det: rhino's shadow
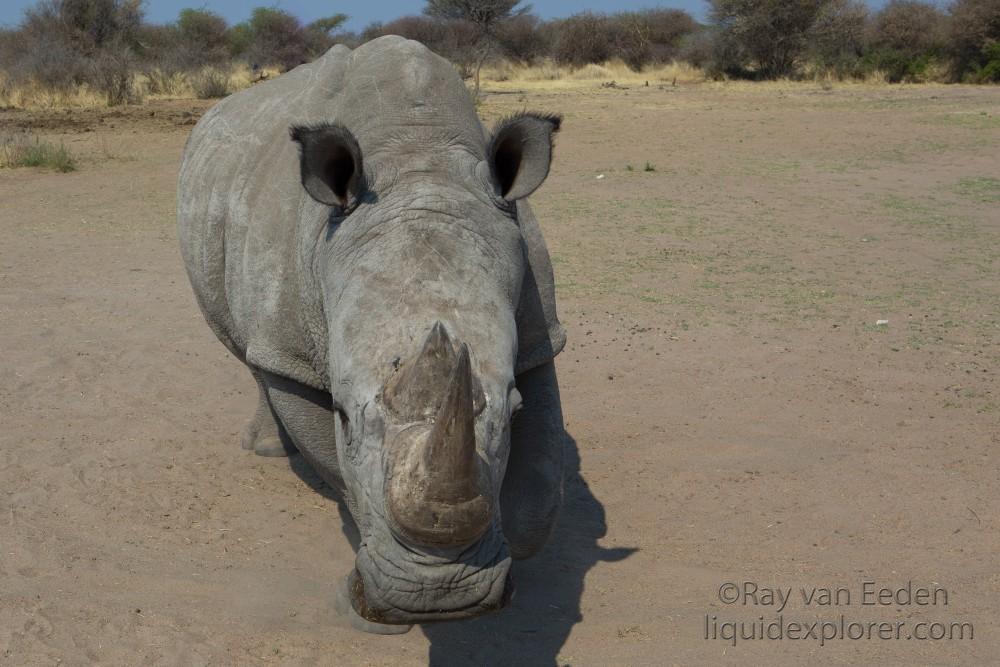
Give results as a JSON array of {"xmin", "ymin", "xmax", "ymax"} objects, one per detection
[
  {"xmin": 288, "ymin": 434, "xmax": 635, "ymax": 666},
  {"xmin": 420, "ymin": 433, "xmax": 635, "ymax": 666}
]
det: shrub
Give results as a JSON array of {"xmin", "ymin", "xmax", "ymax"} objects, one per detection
[
  {"xmin": 1, "ymin": 1, "xmax": 145, "ymax": 105},
  {"xmin": 632, "ymin": 9, "xmax": 699, "ymax": 63},
  {"xmin": 497, "ymin": 13, "xmax": 549, "ymax": 64},
  {"xmin": 173, "ymin": 8, "xmax": 230, "ymax": 68},
  {"xmin": 708, "ymin": 0, "xmax": 840, "ymax": 78},
  {"xmin": 858, "ymin": 1, "xmax": 948, "ymax": 81},
  {"xmin": 676, "ymin": 29, "xmax": 718, "ymax": 69},
  {"xmin": 869, "ymin": 1, "xmax": 947, "ymax": 54},
  {"xmin": 143, "ymin": 67, "xmax": 186, "ymax": 96},
  {"xmin": 550, "ymin": 13, "xmax": 614, "ymax": 67},
  {"xmin": 611, "ymin": 12, "xmax": 653, "ymax": 70},
  {"xmin": 975, "ymin": 41, "xmax": 1000, "ymax": 81},
  {"xmin": 229, "ymin": 8, "xmax": 342, "ymax": 71},
  {"xmin": 190, "ymin": 68, "xmax": 231, "ymax": 99},
  {"xmin": 367, "ymin": 16, "xmax": 480, "ymax": 74},
  {"xmin": 35, "ymin": 0, "xmax": 143, "ymax": 53},
  {"xmin": 948, "ymin": 0, "xmax": 1000, "ymax": 81},
  {"xmin": 93, "ymin": 41, "xmax": 143, "ymax": 105},
  {"xmin": 808, "ymin": 0, "xmax": 869, "ymax": 75},
  {"xmin": 862, "ymin": 48, "xmax": 933, "ymax": 81}
]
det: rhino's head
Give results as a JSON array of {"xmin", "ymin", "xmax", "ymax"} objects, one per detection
[{"xmin": 289, "ymin": 108, "xmax": 560, "ymax": 626}]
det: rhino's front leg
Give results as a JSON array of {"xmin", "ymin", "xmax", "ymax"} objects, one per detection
[
  {"xmin": 241, "ymin": 368, "xmax": 297, "ymax": 457},
  {"xmin": 501, "ymin": 361, "xmax": 566, "ymax": 560}
]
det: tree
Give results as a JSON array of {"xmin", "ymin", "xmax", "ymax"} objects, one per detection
[
  {"xmin": 869, "ymin": 0, "xmax": 947, "ymax": 53},
  {"xmin": 368, "ymin": 16, "xmax": 480, "ymax": 73},
  {"xmin": 947, "ymin": 0, "xmax": 1000, "ymax": 81},
  {"xmin": 229, "ymin": 8, "xmax": 348, "ymax": 70},
  {"xmin": 22, "ymin": 0, "xmax": 143, "ymax": 55},
  {"xmin": 496, "ymin": 13, "xmax": 549, "ymax": 64},
  {"xmin": 864, "ymin": 0, "xmax": 947, "ymax": 81},
  {"xmin": 808, "ymin": 0, "xmax": 868, "ymax": 75},
  {"xmin": 549, "ymin": 12, "xmax": 614, "ymax": 67},
  {"xmin": 424, "ymin": 0, "xmax": 526, "ymax": 97},
  {"xmin": 175, "ymin": 8, "xmax": 230, "ymax": 67},
  {"xmin": 309, "ymin": 15, "xmax": 349, "ymax": 36},
  {"xmin": 708, "ymin": 0, "xmax": 834, "ymax": 78}
]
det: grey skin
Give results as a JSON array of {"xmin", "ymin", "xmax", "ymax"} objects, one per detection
[{"xmin": 177, "ymin": 36, "xmax": 567, "ymax": 633}]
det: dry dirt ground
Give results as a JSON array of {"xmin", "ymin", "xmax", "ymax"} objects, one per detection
[{"xmin": 1, "ymin": 81, "xmax": 998, "ymax": 666}]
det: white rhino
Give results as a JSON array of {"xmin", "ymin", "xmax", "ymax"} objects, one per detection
[{"xmin": 177, "ymin": 36, "xmax": 567, "ymax": 633}]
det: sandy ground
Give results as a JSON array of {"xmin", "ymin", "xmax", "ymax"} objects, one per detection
[{"xmin": 1, "ymin": 81, "xmax": 998, "ymax": 666}]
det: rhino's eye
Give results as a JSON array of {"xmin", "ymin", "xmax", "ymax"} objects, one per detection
[
  {"xmin": 334, "ymin": 407, "xmax": 351, "ymax": 441},
  {"xmin": 335, "ymin": 407, "xmax": 361, "ymax": 464}
]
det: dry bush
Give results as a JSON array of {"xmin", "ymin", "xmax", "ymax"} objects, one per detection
[
  {"xmin": 93, "ymin": 42, "xmax": 144, "ymax": 105},
  {"xmin": 547, "ymin": 10, "xmax": 698, "ymax": 71},
  {"xmin": 808, "ymin": 0, "xmax": 869, "ymax": 76},
  {"xmin": 869, "ymin": 1, "xmax": 947, "ymax": 53},
  {"xmin": 676, "ymin": 30, "xmax": 717, "ymax": 68},
  {"xmin": 1, "ymin": 0, "xmax": 145, "ymax": 106},
  {"xmin": 612, "ymin": 9, "xmax": 699, "ymax": 69},
  {"xmin": 229, "ymin": 7, "xmax": 343, "ymax": 71},
  {"xmin": 366, "ymin": 16, "xmax": 480, "ymax": 76},
  {"xmin": 613, "ymin": 12, "xmax": 653, "ymax": 70},
  {"xmin": 189, "ymin": 67, "xmax": 232, "ymax": 99},
  {"xmin": 497, "ymin": 13, "xmax": 550, "ymax": 64},
  {"xmin": 142, "ymin": 67, "xmax": 186, "ymax": 96},
  {"xmin": 176, "ymin": 8, "xmax": 230, "ymax": 67},
  {"xmin": 550, "ymin": 13, "xmax": 615, "ymax": 67}
]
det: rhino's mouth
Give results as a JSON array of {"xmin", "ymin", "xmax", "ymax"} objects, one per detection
[{"xmin": 348, "ymin": 530, "xmax": 513, "ymax": 624}]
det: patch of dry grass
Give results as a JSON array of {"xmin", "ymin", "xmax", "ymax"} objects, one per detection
[
  {"xmin": 0, "ymin": 72, "xmax": 107, "ymax": 110},
  {"xmin": 0, "ymin": 64, "xmax": 281, "ymax": 110},
  {"xmin": 480, "ymin": 58, "xmax": 706, "ymax": 89}
]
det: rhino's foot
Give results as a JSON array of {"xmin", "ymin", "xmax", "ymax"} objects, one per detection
[
  {"xmin": 253, "ymin": 434, "xmax": 296, "ymax": 457},
  {"xmin": 240, "ymin": 407, "xmax": 296, "ymax": 457},
  {"xmin": 334, "ymin": 576, "xmax": 412, "ymax": 635}
]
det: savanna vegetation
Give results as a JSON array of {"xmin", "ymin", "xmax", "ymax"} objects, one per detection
[{"xmin": 0, "ymin": 0, "xmax": 998, "ymax": 109}]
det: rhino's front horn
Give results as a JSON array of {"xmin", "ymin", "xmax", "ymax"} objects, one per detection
[
  {"xmin": 385, "ymin": 343, "xmax": 493, "ymax": 548},
  {"xmin": 384, "ymin": 321, "xmax": 485, "ymax": 421},
  {"xmin": 383, "ymin": 321, "xmax": 456, "ymax": 421}
]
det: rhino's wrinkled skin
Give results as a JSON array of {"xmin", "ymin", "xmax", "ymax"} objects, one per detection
[{"xmin": 177, "ymin": 36, "xmax": 568, "ymax": 632}]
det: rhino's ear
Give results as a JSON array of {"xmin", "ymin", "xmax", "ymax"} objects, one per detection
[
  {"xmin": 489, "ymin": 112, "xmax": 561, "ymax": 201},
  {"xmin": 290, "ymin": 123, "xmax": 363, "ymax": 208}
]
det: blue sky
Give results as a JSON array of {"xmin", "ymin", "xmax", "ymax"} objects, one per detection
[{"xmin": 1, "ymin": 0, "xmax": 901, "ymax": 31}]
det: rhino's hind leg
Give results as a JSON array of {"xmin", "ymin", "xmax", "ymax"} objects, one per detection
[
  {"xmin": 501, "ymin": 362, "xmax": 566, "ymax": 560},
  {"xmin": 242, "ymin": 368, "xmax": 297, "ymax": 457}
]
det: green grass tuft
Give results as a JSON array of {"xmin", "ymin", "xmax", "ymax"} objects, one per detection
[{"xmin": 1, "ymin": 134, "xmax": 77, "ymax": 172}]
